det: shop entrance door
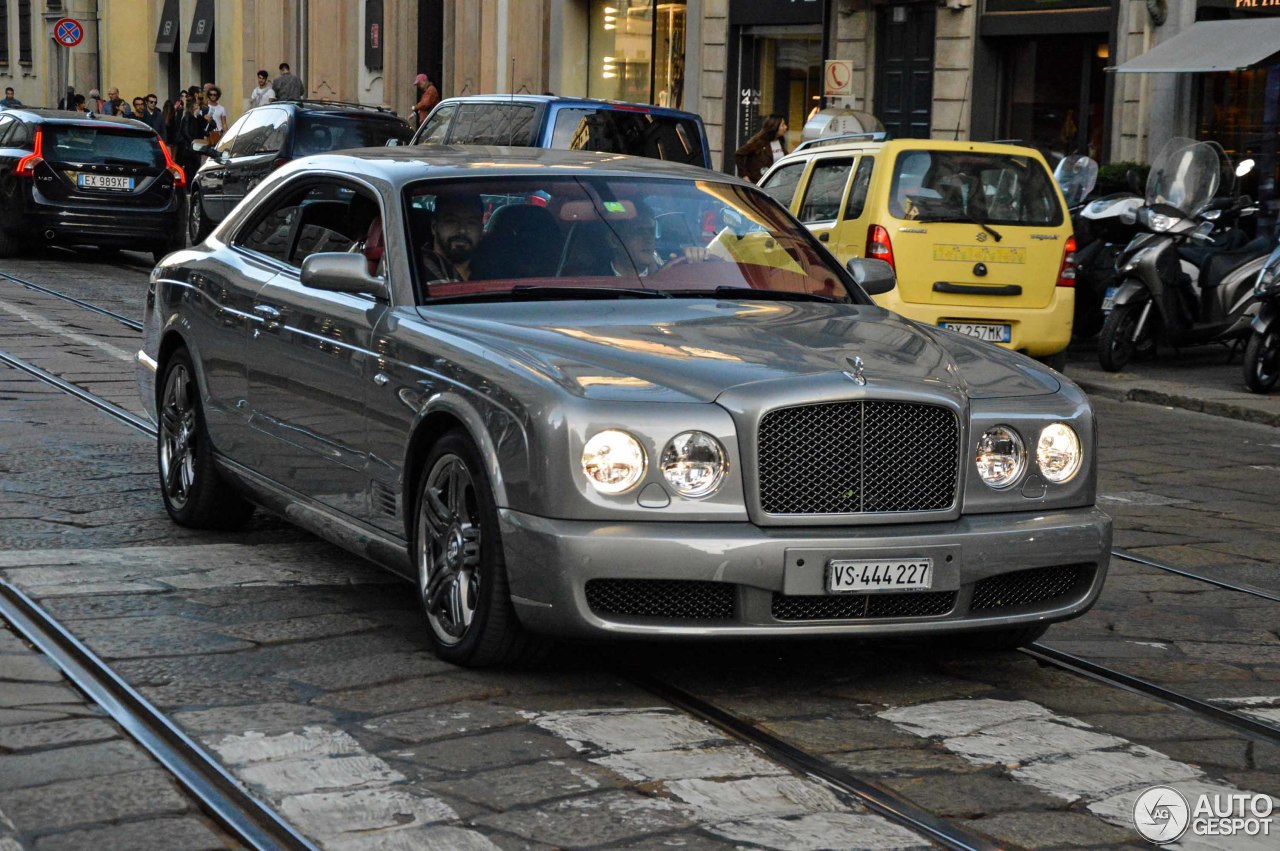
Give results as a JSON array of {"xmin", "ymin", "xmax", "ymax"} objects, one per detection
[
  {"xmin": 733, "ymin": 26, "xmax": 822, "ymax": 159},
  {"xmin": 875, "ymin": 5, "xmax": 934, "ymax": 139}
]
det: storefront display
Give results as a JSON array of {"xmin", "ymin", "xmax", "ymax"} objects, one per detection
[{"xmin": 588, "ymin": 1, "xmax": 688, "ymax": 109}]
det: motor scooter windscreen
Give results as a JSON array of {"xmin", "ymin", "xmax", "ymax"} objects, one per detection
[
  {"xmin": 1145, "ymin": 137, "xmax": 1220, "ymax": 217},
  {"xmin": 1053, "ymin": 155, "xmax": 1098, "ymax": 208}
]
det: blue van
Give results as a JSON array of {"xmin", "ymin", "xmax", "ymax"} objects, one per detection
[{"xmin": 410, "ymin": 95, "xmax": 711, "ymax": 169}]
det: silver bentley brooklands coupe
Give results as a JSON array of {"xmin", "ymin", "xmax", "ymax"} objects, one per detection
[{"xmin": 137, "ymin": 146, "xmax": 1111, "ymax": 666}]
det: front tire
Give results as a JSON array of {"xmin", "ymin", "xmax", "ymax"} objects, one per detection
[
  {"xmin": 1243, "ymin": 328, "xmax": 1280, "ymax": 394},
  {"xmin": 413, "ymin": 430, "xmax": 542, "ymax": 667},
  {"xmin": 157, "ymin": 349, "xmax": 254, "ymax": 529},
  {"xmin": 188, "ymin": 191, "xmax": 212, "ymax": 244},
  {"xmin": 1098, "ymin": 301, "xmax": 1152, "ymax": 372}
]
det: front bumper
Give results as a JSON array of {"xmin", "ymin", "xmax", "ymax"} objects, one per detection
[{"xmin": 500, "ymin": 506, "xmax": 1111, "ymax": 638}]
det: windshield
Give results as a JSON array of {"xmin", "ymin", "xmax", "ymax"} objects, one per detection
[
  {"xmin": 550, "ymin": 108, "xmax": 706, "ymax": 167},
  {"xmin": 888, "ymin": 149, "xmax": 1063, "ymax": 226},
  {"xmin": 294, "ymin": 115, "xmax": 412, "ymax": 156},
  {"xmin": 1145, "ymin": 137, "xmax": 1220, "ymax": 216},
  {"xmin": 1053, "ymin": 155, "xmax": 1098, "ymax": 207},
  {"xmin": 404, "ymin": 176, "xmax": 855, "ymax": 304},
  {"xmin": 43, "ymin": 126, "xmax": 163, "ymax": 167}
]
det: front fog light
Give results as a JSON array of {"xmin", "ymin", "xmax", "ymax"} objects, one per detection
[
  {"xmin": 661, "ymin": 431, "xmax": 727, "ymax": 498},
  {"xmin": 1037, "ymin": 423, "xmax": 1082, "ymax": 483},
  {"xmin": 976, "ymin": 426, "xmax": 1025, "ymax": 488},
  {"xmin": 582, "ymin": 430, "xmax": 646, "ymax": 494}
]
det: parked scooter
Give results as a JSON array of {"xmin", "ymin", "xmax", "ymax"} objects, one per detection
[
  {"xmin": 1070, "ymin": 173, "xmax": 1144, "ymax": 339},
  {"xmin": 1098, "ymin": 138, "xmax": 1273, "ymax": 372},
  {"xmin": 1242, "ymin": 244, "xmax": 1280, "ymax": 393}
]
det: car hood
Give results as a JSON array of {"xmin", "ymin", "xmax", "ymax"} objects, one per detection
[{"xmin": 414, "ymin": 300, "xmax": 1060, "ymax": 403}]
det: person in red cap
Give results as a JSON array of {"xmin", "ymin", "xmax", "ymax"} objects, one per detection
[{"xmin": 413, "ymin": 73, "xmax": 440, "ymax": 126}]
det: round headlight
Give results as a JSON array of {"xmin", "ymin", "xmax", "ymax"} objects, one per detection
[
  {"xmin": 975, "ymin": 426, "xmax": 1026, "ymax": 489},
  {"xmin": 582, "ymin": 430, "xmax": 646, "ymax": 494},
  {"xmin": 660, "ymin": 432, "xmax": 727, "ymax": 498},
  {"xmin": 1037, "ymin": 423, "xmax": 1082, "ymax": 483}
]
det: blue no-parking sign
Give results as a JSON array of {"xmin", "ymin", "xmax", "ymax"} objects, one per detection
[{"xmin": 54, "ymin": 18, "xmax": 84, "ymax": 48}]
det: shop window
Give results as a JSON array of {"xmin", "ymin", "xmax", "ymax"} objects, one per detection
[{"xmin": 589, "ymin": 1, "xmax": 686, "ymax": 109}]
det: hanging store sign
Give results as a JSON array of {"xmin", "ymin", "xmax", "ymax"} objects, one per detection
[{"xmin": 729, "ymin": 0, "xmax": 823, "ymax": 26}]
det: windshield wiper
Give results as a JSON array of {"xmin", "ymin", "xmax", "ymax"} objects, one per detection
[
  {"xmin": 424, "ymin": 286, "xmax": 670, "ymax": 305},
  {"xmin": 510, "ymin": 285, "xmax": 671, "ymax": 300},
  {"xmin": 669, "ymin": 287, "xmax": 836, "ymax": 303},
  {"xmin": 915, "ymin": 214, "xmax": 1003, "ymax": 243}
]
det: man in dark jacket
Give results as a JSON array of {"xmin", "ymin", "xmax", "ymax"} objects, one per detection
[{"xmin": 273, "ymin": 63, "xmax": 305, "ymax": 101}]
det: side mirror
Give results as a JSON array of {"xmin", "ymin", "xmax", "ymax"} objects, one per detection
[
  {"xmin": 191, "ymin": 141, "xmax": 211, "ymax": 155},
  {"xmin": 300, "ymin": 252, "xmax": 389, "ymax": 299},
  {"xmin": 846, "ymin": 257, "xmax": 896, "ymax": 296}
]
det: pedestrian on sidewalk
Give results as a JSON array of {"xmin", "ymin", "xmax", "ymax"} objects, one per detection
[
  {"xmin": 142, "ymin": 94, "xmax": 166, "ymax": 135},
  {"xmin": 250, "ymin": 70, "xmax": 276, "ymax": 109},
  {"xmin": 413, "ymin": 73, "xmax": 440, "ymax": 126},
  {"xmin": 273, "ymin": 63, "xmax": 305, "ymax": 102},
  {"xmin": 0, "ymin": 87, "xmax": 21, "ymax": 108},
  {"xmin": 204, "ymin": 87, "xmax": 228, "ymax": 145},
  {"xmin": 87, "ymin": 89, "xmax": 105, "ymax": 113},
  {"xmin": 104, "ymin": 87, "xmax": 131, "ymax": 117},
  {"xmin": 733, "ymin": 114, "xmax": 788, "ymax": 184}
]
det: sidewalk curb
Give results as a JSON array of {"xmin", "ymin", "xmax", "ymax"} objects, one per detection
[{"xmin": 1073, "ymin": 378, "xmax": 1280, "ymax": 429}]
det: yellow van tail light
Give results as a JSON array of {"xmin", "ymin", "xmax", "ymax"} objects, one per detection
[
  {"xmin": 867, "ymin": 224, "xmax": 895, "ymax": 272},
  {"xmin": 1056, "ymin": 236, "xmax": 1077, "ymax": 288}
]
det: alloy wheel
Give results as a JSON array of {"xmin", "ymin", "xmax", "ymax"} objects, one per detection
[
  {"xmin": 158, "ymin": 362, "xmax": 198, "ymax": 509},
  {"xmin": 417, "ymin": 453, "xmax": 483, "ymax": 646}
]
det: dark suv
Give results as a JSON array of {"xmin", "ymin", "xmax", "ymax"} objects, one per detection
[
  {"xmin": 0, "ymin": 108, "xmax": 186, "ymax": 263},
  {"xmin": 188, "ymin": 100, "xmax": 412, "ymax": 242}
]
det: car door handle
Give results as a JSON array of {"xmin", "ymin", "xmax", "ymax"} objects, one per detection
[
  {"xmin": 253, "ymin": 304, "xmax": 283, "ymax": 331},
  {"xmin": 373, "ymin": 372, "xmax": 390, "ymax": 386},
  {"xmin": 818, "ymin": 232, "xmax": 830, "ymax": 242}
]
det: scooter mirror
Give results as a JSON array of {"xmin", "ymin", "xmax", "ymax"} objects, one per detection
[{"xmin": 1236, "ymin": 158, "xmax": 1256, "ymax": 178}]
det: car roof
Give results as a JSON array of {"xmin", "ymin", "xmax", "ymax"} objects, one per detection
[
  {"xmin": 434, "ymin": 94, "xmax": 702, "ymax": 119},
  {"xmin": 280, "ymin": 144, "xmax": 748, "ymax": 184},
  {"xmin": 779, "ymin": 137, "xmax": 1049, "ymax": 161},
  {"xmin": 0, "ymin": 107, "xmax": 155, "ymax": 131}
]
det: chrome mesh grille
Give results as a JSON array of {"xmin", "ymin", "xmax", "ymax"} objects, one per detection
[
  {"xmin": 758, "ymin": 401, "xmax": 959, "ymax": 515},
  {"xmin": 771, "ymin": 591, "xmax": 957, "ymax": 621},
  {"xmin": 970, "ymin": 564, "xmax": 1092, "ymax": 612},
  {"xmin": 585, "ymin": 579, "xmax": 734, "ymax": 621}
]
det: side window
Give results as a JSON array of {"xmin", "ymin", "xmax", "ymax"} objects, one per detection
[
  {"xmin": 448, "ymin": 103, "xmax": 537, "ymax": 146},
  {"xmin": 759, "ymin": 161, "xmax": 807, "ymax": 208},
  {"xmin": 260, "ymin": 110, "xmax": 289, "ymax": 154},
  {"xmin": 417, "ymin": 104, "xmax": 456, "ymax": 145},
  {"xmin": 216, "ymin": 114, "xmax": 248, "ymax": 155},
  {"xmin": 0, "ymin": 117, "xmax": 13, "ymax": 146},
  {"xmin": 229, "ymin": 111, "xmax": 277, "ymax": 157},
  {"xmin": 235, "ymin": 180, "xmax": 381, "ymax": 272},
  {"xmin": 843, "ymin": 157, "xmax": 874, "ymax": 220},
  {"xmin": 798, "ymin": 158, "xmax": 853, "ymax": 224}
]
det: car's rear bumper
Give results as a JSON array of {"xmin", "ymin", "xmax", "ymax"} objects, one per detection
[
  {"xmin": 874, "ymin": 286, "xmax": 1074, "ymax": 358},
  {"xmin": 499, "ymin": 506, "xmax": 1111, "ymax": 639},
  {"xmin": 13, "ymin": 194, "xmax": 185, "ymax": 247}
]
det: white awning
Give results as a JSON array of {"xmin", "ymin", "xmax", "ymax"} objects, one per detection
[{"xmin": 1114, "ymin": 19, "xmax": 1280, "ymax": 73}]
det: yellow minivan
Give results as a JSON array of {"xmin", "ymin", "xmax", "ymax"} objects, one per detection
[{"xmin": 759, "ymin": 137, "xmax": 1076, "ymax": 367}]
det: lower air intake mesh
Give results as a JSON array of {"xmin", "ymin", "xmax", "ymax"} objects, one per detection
[
  {"xmin": 585, "ymin": 579, "xmax": 735, "ymax": 620},
  {"xmin": 970, "ymin": 564, "xmax": 1092, "ymax": 612},
  {"xmin": 772, "ymin": 590, "xmax": 957, "ymax": 621}
]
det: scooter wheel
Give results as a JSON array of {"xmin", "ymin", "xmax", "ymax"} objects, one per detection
[
  {"xmin": 1098, "ymin": 302, "xmax": 1146, "ymax": 372},
  {"xmin": 1243, "ymin": 329, "xmax": 1280, "ymax": 394}
]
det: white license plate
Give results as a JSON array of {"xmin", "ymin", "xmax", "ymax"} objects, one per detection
[
  {"xmin": 941, "ymin": 322, "xmax": 1012, "ymax": 343},
  {"xmin": 1101, "ymin": 286, "xmax": 1118, "ymax": 311},
  {"xmin": 78, "ymin": 173, "xmax": 134, "ymax": 191},
  {"xmin": 827, "ymin": 559, "xmax": 934, "ymax": 594}
]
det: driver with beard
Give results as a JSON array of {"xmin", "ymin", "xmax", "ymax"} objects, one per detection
[{"xmin": 420, "ymin": 192, "xmax": 486, "ymax": 284}]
